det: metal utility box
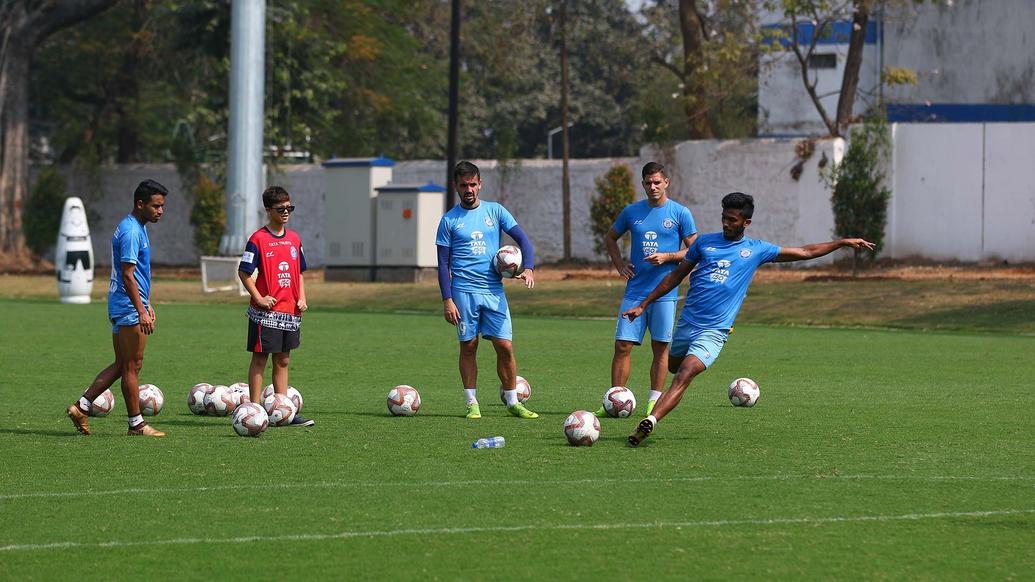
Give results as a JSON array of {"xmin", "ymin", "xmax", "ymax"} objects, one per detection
[
  {"xmin": 322, "ymin": 156, "xmax": 394, "ymax": 281},
  {"xmin": 374, "ymin": 182, "xmax": 447, "ymax": 282}
]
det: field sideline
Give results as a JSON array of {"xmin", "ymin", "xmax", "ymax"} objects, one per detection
[{"xmin": 1, "ymin": 295, "xmax": 1033, "ymax": 579}]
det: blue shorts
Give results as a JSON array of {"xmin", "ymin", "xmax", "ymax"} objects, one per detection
[
  {"xmin": 110, "ymin": 311, "xmax": 141, "ymax": 333},
  {"xmin": 669, "ymin": 312, "xmax": 729, "ymax": 369},
  {"xmin": 615, "ymin": 298, "xmax": 676, "ymax": 344},
  {"xmin": 452, "ymin": 290, "xmax": 512, "ymax": 342}
]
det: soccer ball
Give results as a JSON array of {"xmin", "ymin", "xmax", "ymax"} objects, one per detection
[
  {"xmin": 138, "ymin": 384, "xmax": 164, "ymax": 416},
  {"xmin": 494, "ymin": 245, "xmax": 524, "ymax": 278},
  {"xmin": 188, "ymin": 383, "xmax": 214, "ymax": 415},
  {"xmin": 602, "ymin": 386, "xmax": 636, "ymax": 418},
  {"xmin": 228, "ymin": 382, "xmax": 251, "ymax": 406},
  {"xmin": 728, "ymin": 377, "xmax": 760, "ymax": 407},
  {"xmin": 387, "ymin": 385, "xmax": 421, "ymax": 416},
  {"xmin": 262, "ymin": 384, "xmax": 302, "ymax": 411},
  {"xmin": 231, "ymin": 402, "xmax": 269, "ymax": 437},
  {"xmin": 498, "ymin": 376, "xmax": 531, "ymax": 404},
  {"xmin": 563, "ymin": 410, "xmax": 600, "ymax": 446},
  {"xmin": 89, "ymin": 389, "xmax": 115, "ymax": 417},
  {"xmin": 204, "ymin": 385, "xmax": 237, "ymax": 416},
  {"xmin": 263, "ymin": 393, "xmax": 297, "ymax": 426}
]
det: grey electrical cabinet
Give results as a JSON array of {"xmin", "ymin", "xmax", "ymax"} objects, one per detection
[{"xmin": 322, "ymin": 156, "xmax": 394, "ymax": 281}]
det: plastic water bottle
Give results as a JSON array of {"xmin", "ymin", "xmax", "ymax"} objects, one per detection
[{"xmin": 472, "ymin": 436, "xmax": 506, "ymax": 449}]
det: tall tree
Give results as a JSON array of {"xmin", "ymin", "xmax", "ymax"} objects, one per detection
[
  {"xmin": 640, "ymin": 0, "xmax": 761, "ymax": 141},
  {"xmin": 0, "ymin": 0, "xmax": 117, "ymax": 261},
  {"xmin": 776, "ymin": 0, "xmax": 873, "ymax": 137}
]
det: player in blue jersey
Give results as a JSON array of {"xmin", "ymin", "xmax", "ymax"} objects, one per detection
[
  {"xmin": 67, "ymin": 179, "xmax": 169, "ymax": 437},
  {"xmin": 624, "ymin": 192, "xmax": 874, "ymax": 445},
  {"xmin": 436, "ymin": 161, "xmax": 539, "ymax": 419},
  {"xmin": 595, "ymin": 162, "xmax": 696, "ymax": 418}
]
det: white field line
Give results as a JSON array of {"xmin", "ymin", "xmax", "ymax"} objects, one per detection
[
  {"xmin": 2, "ymin": 508, "xmax": 1033, "ymax": 553},
  {"xmin": 0, "ymin": 474, "xmax": 1032, "ymax": 501}
]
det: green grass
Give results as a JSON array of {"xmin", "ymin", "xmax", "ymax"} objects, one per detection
[{"xmin": 1, "ymin": 300, "xmax": 1034, "ymax": 580}]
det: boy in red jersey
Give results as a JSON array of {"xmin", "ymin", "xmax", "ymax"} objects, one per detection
[{"xmin": 237, "ymin": 186, "xmax": 313, "ymax": 427}]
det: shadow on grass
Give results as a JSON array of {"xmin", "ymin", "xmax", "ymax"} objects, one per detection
[
  {"xmin": 891, "ymin": 300, "xmax": 1035, "ymax": 333},
  {"xmin": 0, "ymin": 428, "xmax": 79, "ymax": 437}
]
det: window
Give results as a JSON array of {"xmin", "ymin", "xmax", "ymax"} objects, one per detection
[{"xmin": 809, "ymin": 53, "xmax": 837, "ymax": 69}]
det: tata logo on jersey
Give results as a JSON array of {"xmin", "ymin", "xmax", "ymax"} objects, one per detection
[
  {"xmin": 642, "ymin": 230, "xmax": 659, "ymax": 256},
  {"xmin": 278, "ymin": 261, "xmax": 290, "ymax": 272},
  {"xmin": 469, "ymin": 230, "xmax": 487, "ymax": 255}
]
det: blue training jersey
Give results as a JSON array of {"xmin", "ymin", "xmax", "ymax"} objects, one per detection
[
  {"xmin": 613, "ymin": 199, "xmax": 696, "ymax": 301},
  {"xmin": 107, "ymin": 214, "xmax": 152, "ymax": 319},
  {"xmin": 436, "ymin": 201, "xmax": 518, "ymax": 295},
  {"xmin": 681, "ymin": 232, "xmax": 781, "ymax": 330}
]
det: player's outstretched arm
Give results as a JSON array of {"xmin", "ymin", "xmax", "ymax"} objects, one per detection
[
  {"xmin": 622, "ymin": 258, "xmax": 695, "ymax": 321},
  {"xmin": 774, "ymin": 238, "xmax": 875, "ymax": 263}
]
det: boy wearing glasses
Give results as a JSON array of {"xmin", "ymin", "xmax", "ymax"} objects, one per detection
[{"xmin": 237, "ymin": 186, "xmax": 313, "ymax": 426}]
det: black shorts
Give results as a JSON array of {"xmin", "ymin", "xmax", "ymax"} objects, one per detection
[{"xmin": 247, "ymin": 320, "xmax": 300, "ymax": 353}]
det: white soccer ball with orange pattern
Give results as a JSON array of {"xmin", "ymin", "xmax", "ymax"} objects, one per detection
[
  {"xmin": 204, "ymin": 384, "xmax": 237, "ymax": 416},
  {"xmin": 602, "ymin": 386, "xmax": 636, "ymax": 418},
  {"xmin": 498, "ymin": 376, "xmax": 531, "ymax": 404},
  {"xmin": 188, "ymin": 383, "xmax": 214, "ymax": 415},
  {"xmin": 262, "ymin": 393, "xmax": 296, "ymax": 426},
  {"xmin": 387, "ymin": 385, "xmax": 421, "ymax": 416},
  {"xmin": 262, "ymin": 384, "xmax": 303, "ymax": 411},
  {"xmin": 90, "ymin": 389, "xmax": 115, "ymax": 417},
  {"xmin": 563, "ymin": 410, "xmax": 600, "ymax": 446},
  {"xmin": 494, "ymin": 245, "xmax": 524, "ymax": 278},
  {"xmin": 728, "ymin": 377, "xmax": 760, "ymax": 407},
  {"xmin": 231, "ymin": 402, "xmax": 269, "ymax": 437},
  {"xmin": 138, "ymin": 384, "xmax": 164, "ymax": 416},
  {"xmin": 228, "ymin": 382, "xmax": 250, "ymax": 406}
]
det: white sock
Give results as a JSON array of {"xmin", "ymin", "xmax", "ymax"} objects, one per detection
[
  {"xmin": 128, "ymin": 414, "xmax": 144, "ymax": 429},
  {"xmin": 464, "ymin": 388, "xmax": 477, "ymax": 405},
  {"xmin": 77, "ymin": 397, "xmax": 91, "ymax": 414},
  {"xmin": 503, "ymin": 389, "xmax": 518, "ymax": 406},
  {"xmin": 648, "ymin": 390, "xmax": 663, "ymax": 402},
  {"xmin": 647, "ymin": 415, "xmax": 658, "ymax": 426}
]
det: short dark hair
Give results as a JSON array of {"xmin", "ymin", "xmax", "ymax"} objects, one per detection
[
  {"xmin": 642, "ymin": 162, "xmax": 667, "ymax": 180},
  {"xmin": 134, "ymin": 179, "xmax": 168, "ymax": 203},
  {"xmin": 721, "ymin": 192, "xmax": 754, "ymax": 219},
  {"xmin": 262, "ymin": 186, "xmax": 291, "ymax": 208},
  {"xmin": 453, "ymin": 160, "xmax": 480, "ymax": 182}
]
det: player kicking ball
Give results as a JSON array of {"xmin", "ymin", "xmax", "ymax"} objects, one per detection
[
  {"xmin": 624, "ymin": 192, "xmax": 874, "ymax": 446},
  {"xmin": 436, "ymin": 161, "xmax": 539, "ymax": 419},
  {"xmin": 237, "ymin": 186, "xmax": 313, "ymax": 427}
]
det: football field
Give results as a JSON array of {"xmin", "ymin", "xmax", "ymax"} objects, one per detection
[{"xmin": 1, "ymin": 299, "xmax": 1033, "ymax": 579}]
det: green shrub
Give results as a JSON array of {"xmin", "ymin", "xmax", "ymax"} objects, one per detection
[
  {"xmin": 821, "ymin": 110, "xmax": 891, "ymax": 274},
  {"xmin": 24, "ymin": 168, "xmax": 68, "ymax": 257},
  {"xmin": 189, "ymin": 174, "xmax": 225, "ymax": 256},
  {"xmin": 590, "ymin": 164, "xmax": 636, "ymax": 257}
]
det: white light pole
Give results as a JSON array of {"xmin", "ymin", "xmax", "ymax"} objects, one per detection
[{"xmin": 219, "ymin": 0, "xmax": 266, "ymax": 255}]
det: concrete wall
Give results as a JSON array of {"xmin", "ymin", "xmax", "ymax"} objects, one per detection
[
  {"xmin": 883, "ymin": 0, "xmax": 1035, "ymax": 105},
  {"xmin": 887, "ymin": 122, "xmax": 1035, "ymax": 263},
  {"xmin": 642, "ymin": 138, "xmax": 843, "ymax": 264},
  {"xmin": 760, "ymin": 1, "xmax": 1035, "ymax": 133},
  {"xmin": 44, "ymin": 123, "xmax": 1035, "ymax": 268}
]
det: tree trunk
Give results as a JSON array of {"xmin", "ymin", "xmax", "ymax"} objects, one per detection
[
  {"xmin": 0, "ymin": 32, "xmax": 31, "ymax": 257},
  {"xmin": 836, "ymin": 0, "xmax": 871, "ymax": 135},
  {"xmin": 0, "ymin": 0, "xmax": 118, "ymax": 259},
  {"xmin": 560, "ymin": 0, "xmax": 571, "ymax": 260},
  {"xmin": 678, "ymin": 0, "xmax": 713, "ymax": 139}
]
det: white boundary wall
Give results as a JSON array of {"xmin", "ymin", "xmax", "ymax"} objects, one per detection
[
  {"xmin": 886, "ymin": 123, "xmax": 1035, "ymax": 263},
  {"xmin": 40, "ymin": 123, "xmax": 1035, "ymax": 267}
]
